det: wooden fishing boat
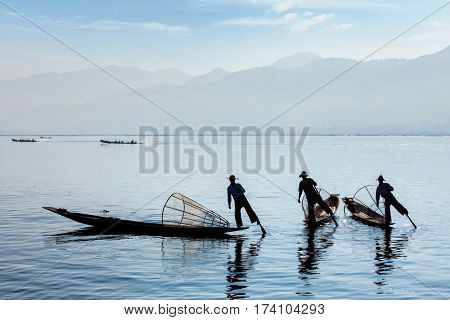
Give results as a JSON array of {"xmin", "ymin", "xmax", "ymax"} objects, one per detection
[
  {"xmin": 43, "ymin": 193, "xmax": 246, "ymax": 237},
  {"xmin": 100, "ymin": 139, "xmax": 140, "ymax": 145},
  {"xmin": 342, "ymin": 197, "xmax": 387, "ymax": 228},
  {"xmin": 342, "ymin": 185, "xmax": 391, "ymax": 228},
  {"xmin": 43, "ymin": 207, "xmax": 245, "ymax": 237},
  {"xmin": 12, "ymin": 138, "xmax": 37, "ymax": 142},
  {"xmin": 301, "ymin": 189, "xmax": 340, "ymax": 227}
]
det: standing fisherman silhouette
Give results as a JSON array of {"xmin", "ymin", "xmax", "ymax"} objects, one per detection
[
  {"xmin": 376, "ymin": 175, "xmax": 409, "ymax": 226},
  {"xmin": 298, "ymin": 171, "xmax": 336, "ymax": 226},
  {"xmin": 227, "ymin": 175, "xmax": 266, "ymax": 235}
]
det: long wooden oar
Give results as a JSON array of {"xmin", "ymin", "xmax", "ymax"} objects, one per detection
[
  {"xmin": 259, "ymin": 224, "xmax": 267, "ymax": 235},
  {"xmin": 405, "ymin": 214, "xmax": 417, "ymax": 229},
  {"xmin": 255, "ymin": 217, "xmax": 267, "ymax": 235},
  {"xmin": 329, "ymin": 210, "xmax": 339, "ymax": 227}
]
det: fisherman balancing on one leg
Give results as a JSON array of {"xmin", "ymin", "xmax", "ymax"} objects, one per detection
[
  {"xmin": 227, "ymin": 175, "xmax": 266, "ymax": 235},
  {"xmin": 376, "ymin": 175, "xmax": 409, "ymax": 226},
  {"xmin": 298, "ymin": 171, "xmax": 335, "ymax": 226}
]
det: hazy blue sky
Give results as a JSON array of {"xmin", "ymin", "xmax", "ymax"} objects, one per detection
[{"xmin": 1, "ymin": 0, "xmax": 449, "ymax": 79}]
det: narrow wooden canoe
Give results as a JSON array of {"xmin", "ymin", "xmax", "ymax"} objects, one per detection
[
  {"xmin": 342, "ymin": 197, "xmax": 388, "ymax": 228},
  {"xmin": 100, "ymin": 139, "xmax": 139, "ymax": 144},
  {"xmin": 43, "ymin": 207, "xmax": 246, "ymax": 237},
  {"xmin": 12, "ymin": 139, "xmax": 37, "ymax": 142}
]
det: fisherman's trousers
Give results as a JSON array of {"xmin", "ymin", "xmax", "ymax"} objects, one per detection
[
  {"xmin": 234, "ymin": 195, "xmax": 259, "ymax": 228},
  {"xmin": 383, "ymin": 193, "xmax": 408, "ymax": 225}
]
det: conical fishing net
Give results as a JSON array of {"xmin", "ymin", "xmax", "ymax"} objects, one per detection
[
  {"xmin": 301, "ymin": 188, "xmax": 340, "ymax": 220},
  {"xmin": 162, "ymin": 193, "xmax": 230, "ymax": 228},
  {"xmin": 353, "ymin": 185, "xmax": 385, "ymax": 214}
]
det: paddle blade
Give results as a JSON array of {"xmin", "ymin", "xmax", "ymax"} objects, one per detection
[
  {"xmin": 406, "ymin": 214, "xmax": 417, "ymax": 229},
  {"xmin": 260, "ymin": 225, "xmax": 267, "ymax": 235}
]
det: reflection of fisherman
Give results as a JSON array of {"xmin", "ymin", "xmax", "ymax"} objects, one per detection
[
  {"xmin": 298, "ymin": 171, "xmax": 334, "ymax": 225},
  {"xmin": 226, "ymin": 236, "xmax": 264, "ymax": 299},
  {"xmin": 376, "ymin": 175, "xmax": 408, "ymax": 226},
  {"xmin": 227, "ymin": 175, "xmax": 263, "ymax": 231}
]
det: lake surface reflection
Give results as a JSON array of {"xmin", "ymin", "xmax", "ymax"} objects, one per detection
[{"xmin": 1, "ymin": 136, "xmax": 449, "ymax": 299}]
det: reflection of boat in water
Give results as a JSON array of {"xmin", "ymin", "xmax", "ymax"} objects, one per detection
[
  {"xmin": 159, "ymin": 236, "xmax": 234, "ymax": 284},
  {"xmin": 47, "ymin": 227, "xmax": 130, "ymax": 244},
  {"xmin": 297, "ymin": 227, "xmax": 336, "ymax": 297},
  {"xmin": 43, "ymin": 193, "xmax": 247, "ymax": 238},
  {"xmin": 373, "ymin": 228, "xmax": 409, "ymax": 291},
  {"xmin": 226, "ymin": 236, "xmax": 264, "ymax": 299}
]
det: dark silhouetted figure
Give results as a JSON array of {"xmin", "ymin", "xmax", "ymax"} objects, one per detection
[
  {"xmin": 227, "ymin": 175, "xmax": 265, "ymax": 234},
  {"xmin": 298, "ymin": 171, "xmax": 334, "ymax": 225},
  {"xmin": 376, "ymin": 175, "xmax": 408, "ymax": 226}
]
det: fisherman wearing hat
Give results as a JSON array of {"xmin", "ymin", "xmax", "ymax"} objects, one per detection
[
  {"xmin": 376, "ymin": 175, "xmax": 408, "ymax": 226},
  {"xmin": 227, "ymin": 175, "xmax": 266, "ymax": 234},
  {"xmin": 298, "ymin": 171, "xmax": 334, "ymax": 225}
]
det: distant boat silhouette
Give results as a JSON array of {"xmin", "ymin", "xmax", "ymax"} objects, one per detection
[
  {"xmin": 100, "ymin": 139, "xmax": 140, "ymax": 144},
  {"xmin": 12, "ymin": 138, "xmax": 37, "ymax": 143}
]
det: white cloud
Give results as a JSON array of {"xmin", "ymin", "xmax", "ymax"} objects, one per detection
[
  {"xmin": 267, "ymin": 0, "xmax": 398, "ymax": 12},
  {"xmin": 303, "ymin": 11, "xmax": 314, "ymax": 16},
  {"xmin": 332, "ymin": 22, "xmax": 354, "ymax": 30},
  {"xmin": 79, "ymin": 20, "xmax": 189, "ymax": 33},
  {"xmin": 218, "ymin": 12, "xmax": 333, "ymax": 32},
  {"xmin": 1, "ymin": 10, "xmax": 19, "ymax": 16},
  {"xmin": 432, "ymin": 21, "xmax": 447, "ymax": 28},
  {"xmin": 272, "ymin": 0, "xmax": 304, "ymax": 13},
  {"xmin": 289, "ymin": 13, "xmax": 334, "ymax": 32},
  {"xmin": 410, "ymin": 21, "xmax": 450, "ymax": 42},
  {"xmin": 218, "ymin": 12, "xmax": 297, "ymax": 27},
  {"xmin": 410, "ymin": 30, "xmax": 449, "ymax": 42}
]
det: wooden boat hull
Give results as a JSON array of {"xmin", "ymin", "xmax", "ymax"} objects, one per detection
[
  {"xmin": 43, "ymin": 207, "xmax": 246, "ymax": 237},
  {"xmin": 100, "ymin": 140, "xmax": 139, "ymax": 145},
  {"xmin": 12, "ymin": 139, "xmax": 37, "ymax": 143},
  {"xmin": 304, "ymin": 195, "xmax": 340, "ymax": 227},
  {"xmin": 342, "ymin": 197, "xmax": 387, "ymax": 228}
]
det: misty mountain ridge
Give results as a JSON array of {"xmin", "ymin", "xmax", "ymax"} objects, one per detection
[
  {"xmin": 271, "ymin": 52, "xmax": 322, "ymax": 70},
  {"xmin": 1, "ymin": 47, "xmax": 449, "ymax": 135}
]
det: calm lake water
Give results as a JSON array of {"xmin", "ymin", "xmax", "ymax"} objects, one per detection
[{"xmin": 1, "ymin": 135, "xmax": 449, "ymax": 299}]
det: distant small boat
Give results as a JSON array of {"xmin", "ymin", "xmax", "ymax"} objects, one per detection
[
  {"xmin": 39, "ymin": 136, "xmax": 52, "ymax": 141},
  {"xmin": 12, "ymin": 138, "xmax": 37, "ymax": 143},
  {"xmin": 100, "ymin": 139, "xmax": 140, "ymax": 145}
]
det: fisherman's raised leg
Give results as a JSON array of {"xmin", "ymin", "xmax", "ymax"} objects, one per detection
[
  {"xmin": 317, "ymin": 199, "xmax": 334, "ymax": 216},
  {"xmin": 242, "ymin": 196, "xmax": 259, "ymax": 224},
  {"xmin": 391, "ymin": 198, "xmax": 408, "ymax": 215}
]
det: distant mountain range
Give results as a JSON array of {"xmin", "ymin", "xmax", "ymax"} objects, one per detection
[{"xmin": 1, "ymin": 46, "xmax": 449, "ymax": 135}]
